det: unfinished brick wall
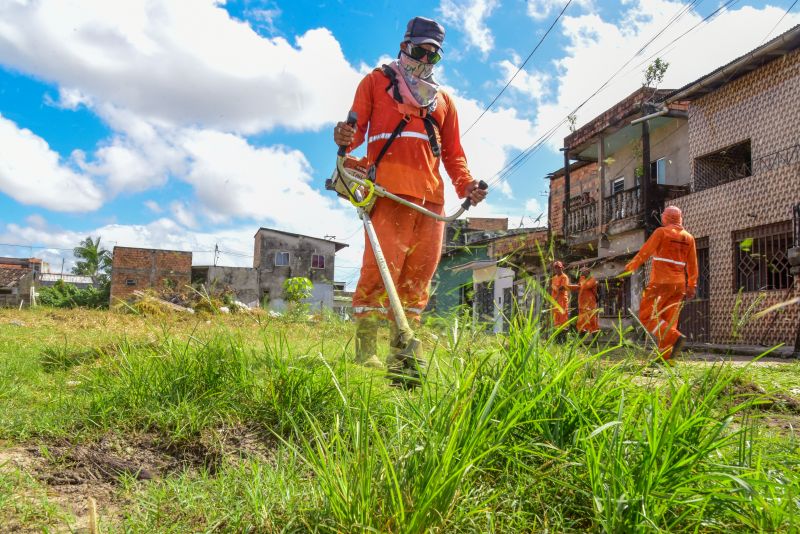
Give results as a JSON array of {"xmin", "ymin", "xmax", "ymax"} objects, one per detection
[
  {"xmin": 110, "ymin": 247, "xmax": 192, "ymax": 303},
  {"xmin": 671, "ymin": 48, "xmax": 800, "ymax": 346},
  {"xmin": 549, "ymin": 162, "xmax": 599, "ymax": 239}
]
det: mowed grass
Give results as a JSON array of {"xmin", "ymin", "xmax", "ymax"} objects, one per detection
[{"xmin": 0, "ymin": 306, "xmax": 799, "ymax": 532}]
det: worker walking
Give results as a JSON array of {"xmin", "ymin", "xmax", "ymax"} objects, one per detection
[
  {"xmin": 333, "ymin": 16, "xmax": 487, "ymax": 373},
  {"xmin": 624, "ymin": 206, "xmax": 698, "ymax": 363},
  {"xmin": 550, "ymin": 261, "xmax": 571, "ymax": 337},
  {"xmin": 572, "ymin": 267, "xmax": 600, "ymax": 334}
]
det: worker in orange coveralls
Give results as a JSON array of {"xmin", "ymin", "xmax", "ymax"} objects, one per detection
[
  {"xmin": 624, "ymin": 206, "xmax": 698, "ymax": 363},
  {"xmin": 571, "ymin": 267, "xmax": 600, "ymax": 334},
  {"xmin": 333, "ymin": 16, "xmax": 487, "ymax": 372},
  {"xmin": 550, "ymin": 261, "xmax": 571, "ymax": 337}
]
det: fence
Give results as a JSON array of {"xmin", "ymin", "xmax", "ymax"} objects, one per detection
[
  {"xmin": 566, "ymin": 202, "xmax": 598, "ymax": 235},
  {"xmin": 603, "ymin": 186, "xmax": 642, "ymax": 224}
]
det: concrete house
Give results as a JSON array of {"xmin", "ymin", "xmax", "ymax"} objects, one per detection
[
  {"xmin": 0, "ymin": 267, "xmax": 34, "ymax": 307},
  {"xmin": 665, "ymin": 25, "xmax": 800, "ymax": 349},
  {"xmin": 430, "ymin": 218, "xmax": 509, "ymax": 316},
  {"xmin": 252, "ymin": 228, "xmax": 348, "ymax": 311}
]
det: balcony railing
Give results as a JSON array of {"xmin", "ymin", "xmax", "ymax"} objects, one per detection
[
  {"xmin": 566, "ymin": 201, "xmax": 598, "ymax": 235},
  {"xmin": 603, "ymin": 186, "xmax": 642, "ymax": 224}
]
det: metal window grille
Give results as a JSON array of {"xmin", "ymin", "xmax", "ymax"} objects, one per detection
[
  {"xmin": 794, "ymin": 203, "xmax": 800, "ymax": 249},
  {"xmin": 474, "ymin": 281, "xmax": 494, "ymax": 324},
  {"xmin": 695, "ymin": 237, "xmax": 711, "ymax": 300},
  {"xmin": 693, "ymin": 139, "xmax": 751, "ymax": 192},
  {"xmin": 734, "ymin": 221, "xmax": 793, "ymax": 292},
  {"xmin": 598, "ymin": 277, "xmax": 630, "ymax": 317}
]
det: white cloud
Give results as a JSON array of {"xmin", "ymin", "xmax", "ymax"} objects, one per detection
[
  {"xmin": 440, "ymin": 0, "xmax": 499, "ymax": 55},
  {"xmin": 497, "ymin": 57, "xmax": 550, "ymax": 100},
  {"xmin": 527, "ymin": 0, "xmax": 594, "ymax": 20},
  {"xmin": 0, "ymin": 114, "xmax": 104, "ymax": 212},
  {"xmin": 531, "ymin": 0, "xmax": 800, "ymax": 151},
  {"xmin": 170, "ymin": 201, "xmax": 197, "ymax": 228},
  {"xmin": 144, "ymin": 200, "xmax": 162, "ymax": 213},
  {"xmin": 0, "ymin": 0, "xmax": 363, "ymax": 134}
]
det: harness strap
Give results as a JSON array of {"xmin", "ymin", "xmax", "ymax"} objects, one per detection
[
  {"xmin": 368, "ymin": 115, "xmax": 410, "ymax": 181},
  {"xmin": 368, "ymin": 65, "xmax": 442, "ymax": 180}
]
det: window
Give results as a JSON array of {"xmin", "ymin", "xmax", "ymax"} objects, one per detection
[
  {"xmin": 734, "ymin": 221, "xmax": 793, "ymax": 292},
  {"xmin": 611, "ymin": 177, "xmax": 625, "ymax": 194},
  {"xmin": 474, "ymin": 281, "xmax": 494, "ymax": 326},
  {"xmin": 694, "ymin": 139, "xmax": 751, "ymax": 192},
  {"xmin": 311, "ymin": 254, "xmax": 325, "ymax": 269},
  {"xmin": 650, "ymin": 158, "xmax": 666, "ymax": 185},
  {"xmin": 598, "ymin": 277, "xmax": 630, "ymax": 317},
  {"xmin": 275, "ymin": 252, "xmax": 290, "ymax": 266},
  {"xmin": 125, "ymin": 279, "xmax": 137, "ymax": 286}
]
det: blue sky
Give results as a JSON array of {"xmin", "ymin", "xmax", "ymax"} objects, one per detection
[{"xmin": 0, "ymin": 0, "xmax": 797, "ymax": 287}]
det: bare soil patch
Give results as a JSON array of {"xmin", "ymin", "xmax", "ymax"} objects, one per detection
[{"xmin": 0, "ymin": 425, "xmax": 276, "ymax": 532}]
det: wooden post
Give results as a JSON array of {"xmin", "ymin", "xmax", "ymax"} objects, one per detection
[
  {"xmin": 597, "ymin": 135, "xmax": 605, "ymax": 230},
  {"xmin": 563, "ymin": 148, "xmax": 571, "ymax": 239},
  {"xmin": 641, "ymin": 120, "xmax": 652, "ymax": 234}
]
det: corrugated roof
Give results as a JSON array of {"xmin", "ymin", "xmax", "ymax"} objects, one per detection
[
  {"xmin": 0, "ymin": 268, "xmax": 30, "ymax": 287},
  {"xmin": 39, "ymin": 273, "xmax": 94, "ymax": 284}
]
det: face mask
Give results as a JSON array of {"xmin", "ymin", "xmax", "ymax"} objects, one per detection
[{"xmin": 399, "ymin": 47, "xmax": 435, "ymax": 80}]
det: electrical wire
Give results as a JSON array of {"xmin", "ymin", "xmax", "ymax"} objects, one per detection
[
  {"xmin": 761, "ymin": 0, "xmax": 798, "ymax": 44},
  {"xmin": 483, "ymin": 0, "xmax": 724, "ymax": 192},
  {"xmin": 460, "ymin": 0, "xmax": 573, "ymax": 137}
]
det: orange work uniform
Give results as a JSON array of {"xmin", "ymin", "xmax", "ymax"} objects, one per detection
[
  {"xmin": 348, "ymin": 69, "xmax": 474, "ymax": 321},
  {"xmin": 625, "ymin": 215, "xmax": 698, "ymax": 359},
  {"xmin": 574, "ymin": 275, "xmax": 599, "ymax": 333},
  {"xmin": 551, "ymin": 273, "xmax": 571, "ymax": 327}
]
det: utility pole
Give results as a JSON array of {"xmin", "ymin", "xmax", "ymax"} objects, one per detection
[
  {"xmin": 214, "ymin": 244, "xmax": 219, "ymax": 266},
  {"xmin": 60, "ymin": 257, "xmax": 65, "ymax": 279}
]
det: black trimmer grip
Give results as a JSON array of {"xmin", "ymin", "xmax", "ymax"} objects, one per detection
[
  {"xmin": 337, "ymin": 111, "xmax": 358, "ymax": 157},
  {"xmin": 461, "ymin": 180, "xmax": 489, "ymax": 210}
]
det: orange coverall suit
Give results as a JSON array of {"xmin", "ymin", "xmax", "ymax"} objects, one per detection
[
  {"xmin": 573, "ymin": 276, "xmax": 599, "ymax": 333},
  {"xmin": 347, "ymin": 69, "xmax": 474, "ymax": 321},
  {"xmin": 625, "ymin": 219, "xmax": 698, "ymax": 359},
  {"xmin": 551, "ymin": 273, "xmax": 571, "ymax": 327}
]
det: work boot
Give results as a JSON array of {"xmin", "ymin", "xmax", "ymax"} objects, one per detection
[
  {"xmin": 355, "ymin": 317, "xmax": 383, "ymax": 369},
  {"xmin": 671, "ymin": 335, "xmax": 687, "ymax": 360},
  {"xmin": 387, "ymin": 323, "xmax": 426, "ymax": 389}
]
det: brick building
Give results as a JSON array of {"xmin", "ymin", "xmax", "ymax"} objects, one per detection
[
  {"xmin": 547, "ymin": 86, "xmax": 690, "ymax": 329},
  {"xmin": 665, "ymin": 25, "xmax": 800, "ymax": 347},
  {"xmin": 110, "ymin": 247, "xmax": 192, "ymax": 303}
]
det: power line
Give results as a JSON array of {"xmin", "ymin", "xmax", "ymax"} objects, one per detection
[
  {"xmin": 484, "ymin": 0, "xmax": 720, "ymax": 191},
  {"xmin": 461, "ymin": 0, "xmax": 573, "ymax": 137},
  {"xmin": 0, "ymin": 242, "xmax": 74, "ymax": 251},
  {"xmin": 761, "ymin": 0, "xmax": 798, "ymax": 44}
]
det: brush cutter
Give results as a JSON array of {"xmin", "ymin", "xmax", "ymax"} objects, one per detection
[{"xmin": 329, "ymin": 111, "xmax": 487, "ymax": 388}]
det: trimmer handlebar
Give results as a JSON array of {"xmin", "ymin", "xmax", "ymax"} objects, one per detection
[
  {"xmin": 336, "ymin": 156, "xmax": 482, "ymax": 223},
  {"xmin": 336, "ymin": 111, "xmax": 358, "ymax": 157}
]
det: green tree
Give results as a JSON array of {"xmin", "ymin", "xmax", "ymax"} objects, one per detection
[
  {"xmin": 283, "ymin": 277, "xmax": 313, "ymax": 319},
  {"xmin": 72, "ymin": 236, "xmax": 112, "ymax": 282}
]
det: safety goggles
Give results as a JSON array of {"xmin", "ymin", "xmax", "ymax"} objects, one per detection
[{"xmin": 406, "ymin": 44, "xmax": 442, "ymax": 64}]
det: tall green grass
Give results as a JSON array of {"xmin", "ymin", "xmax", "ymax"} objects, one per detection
[{"xmin": 1, "ymin": 308, "xmax": 798, "ymax": 531}]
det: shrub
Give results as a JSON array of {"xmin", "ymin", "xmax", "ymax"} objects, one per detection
[{"xmin": 38, "ymin": 279, "xmax": 109, "ymax": 309}]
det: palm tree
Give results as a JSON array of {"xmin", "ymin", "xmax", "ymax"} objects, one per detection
[{"xmin": 72, "ymin": 236, "xmax": 111, "ymax": 281}]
